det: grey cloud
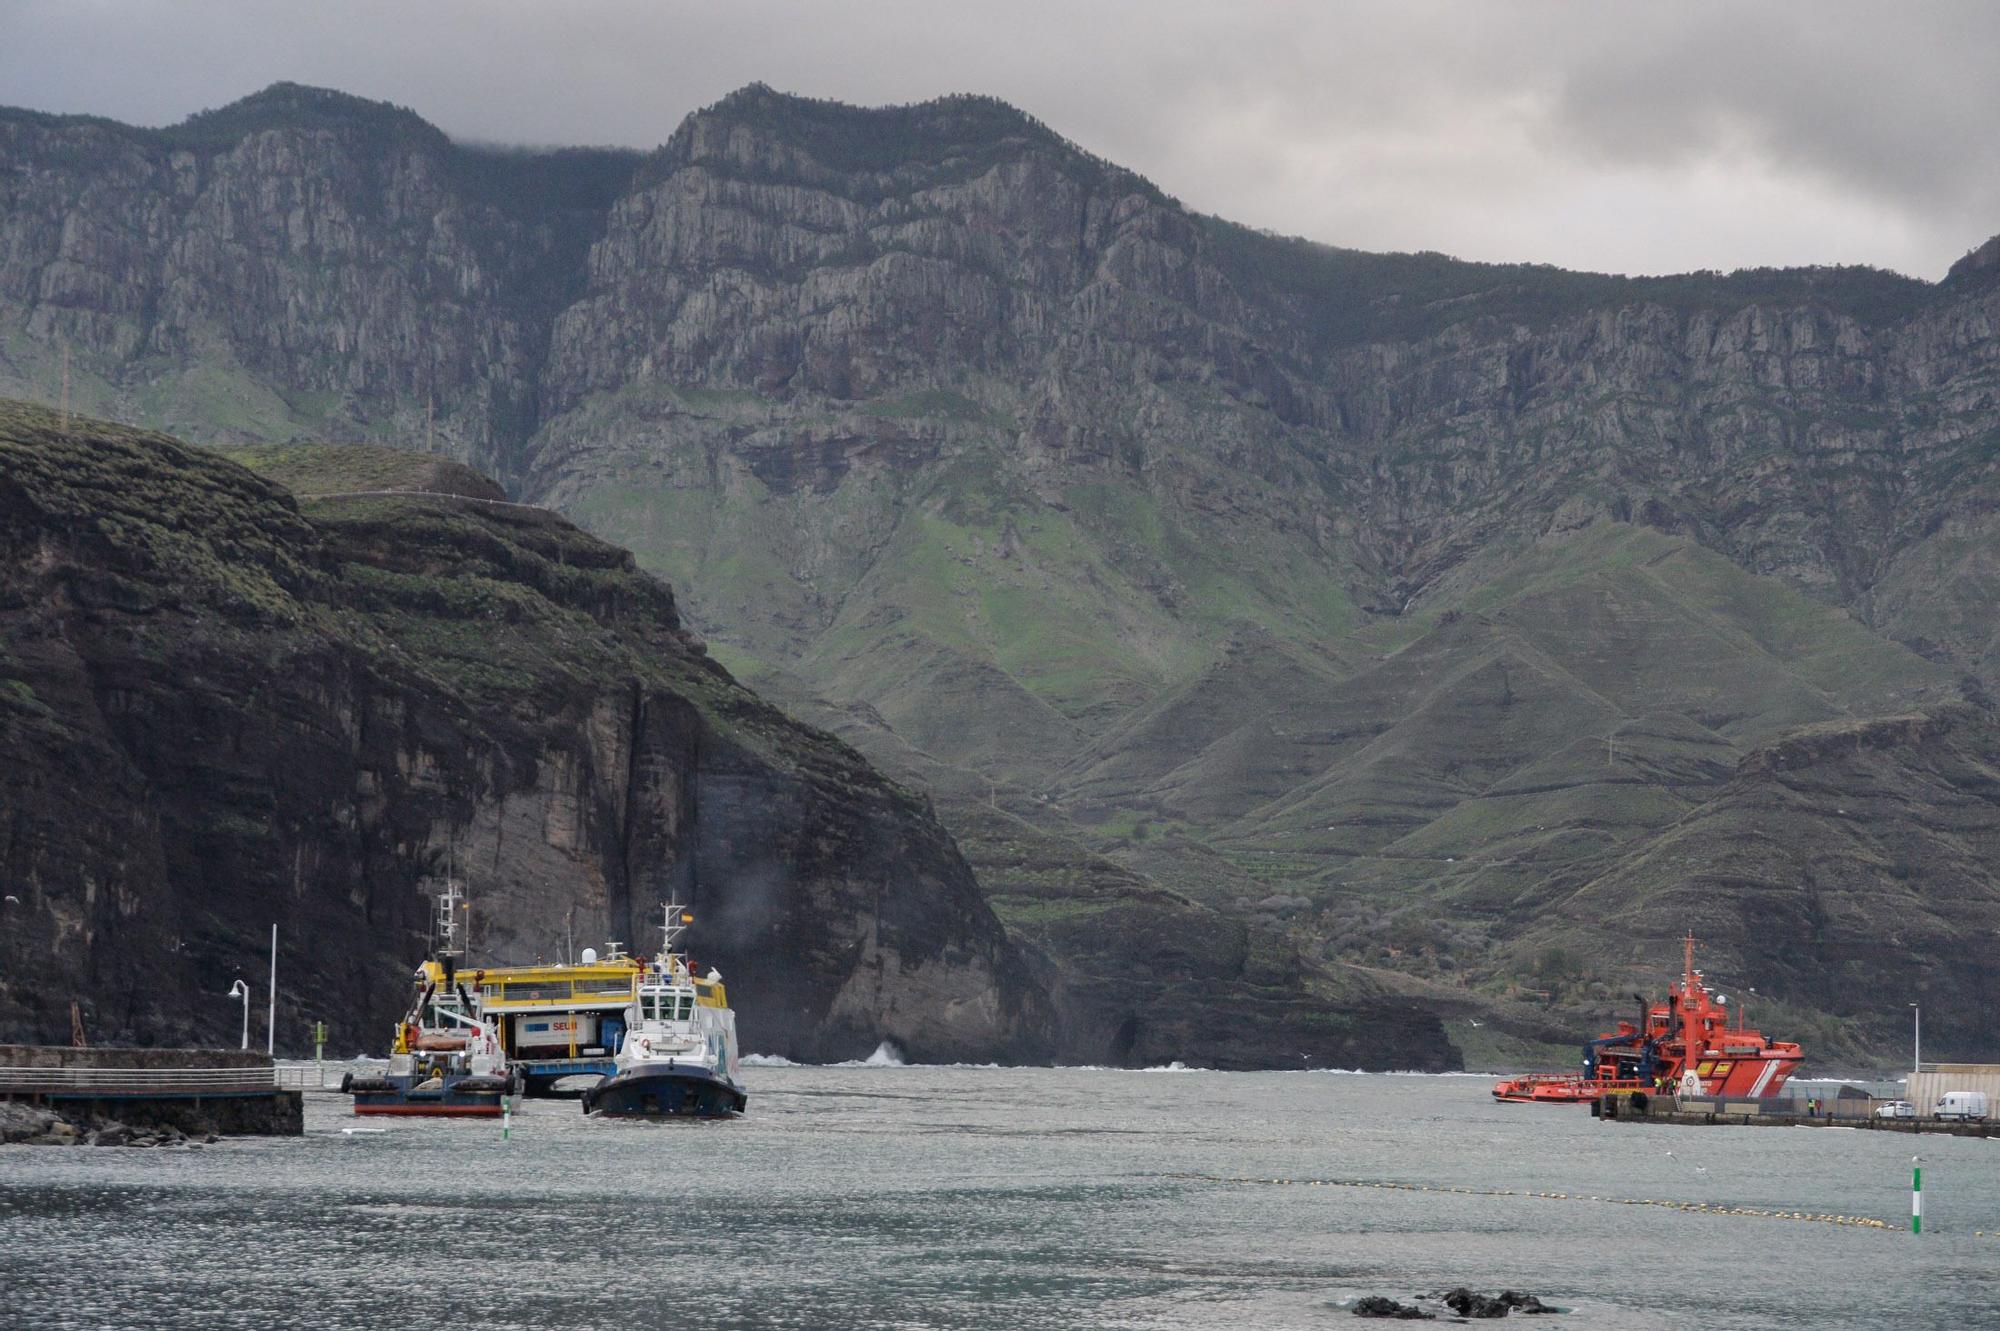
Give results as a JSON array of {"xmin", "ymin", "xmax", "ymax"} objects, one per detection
[{"xmin": 0, "ymin": 0, "xmax": 1993, "ymax": 278}]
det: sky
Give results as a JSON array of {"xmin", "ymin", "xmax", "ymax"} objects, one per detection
[{"xmin": 3, "ymin": 0, "xmax": 1996, "ymax": 280}]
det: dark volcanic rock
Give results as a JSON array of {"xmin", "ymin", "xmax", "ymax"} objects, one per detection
[
  {"xmin": 0, "ymin": 401, "xmax": 1051, "ymax": 1061},
  {"xmin": 1352, "ymin": 1295, "xmax": 1435, "ymax": 1319},
  {"xmin": 1439, "ymin": 1288, "xmax": 1559, "ymax": 1318}
]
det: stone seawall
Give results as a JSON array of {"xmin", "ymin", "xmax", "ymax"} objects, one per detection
[{"xmin": 0, "ymin": 1045, "xmax": 301, "ymax": 1139}]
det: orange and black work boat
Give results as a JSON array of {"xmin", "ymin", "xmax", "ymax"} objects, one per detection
[{"xmin": 1492, "ymin": 935, "xmax": 1802, "ymax": 1106}]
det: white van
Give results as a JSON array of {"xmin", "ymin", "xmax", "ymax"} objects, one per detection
[{"xmin": 1935, "ymin": 1091, "xmax": 1989, "ymax": 1122}]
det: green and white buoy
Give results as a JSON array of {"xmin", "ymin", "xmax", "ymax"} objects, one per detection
[{"xmin": 1912, "ymin": 1156, "xmax": 1922, "ymax": 1235}]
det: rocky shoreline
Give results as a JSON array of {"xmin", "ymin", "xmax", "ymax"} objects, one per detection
[{"xmin": 0, "ymin": 1101, "xmax": 220, "ymax": 1149}]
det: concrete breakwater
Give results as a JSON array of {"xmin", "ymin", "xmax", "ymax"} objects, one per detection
[
  {"xmin": 1598, "ymin": 1095, "xmax": 1997, "ymax": 1138},
  {"xmin": 0, "ymin": 1045, "xmax": 302, "ymax": 1141}
]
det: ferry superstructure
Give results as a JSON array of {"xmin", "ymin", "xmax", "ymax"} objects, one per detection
[{"xmin": 471, "ymin": 950, "xmax": 645, "ymax": 1095}]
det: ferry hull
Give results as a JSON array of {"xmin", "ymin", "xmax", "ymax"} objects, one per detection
[
  {"xmin": 582, "ymin": 1065, "xmax": 746, "ymax": 1119},
  {"xmin": 353, "ymin": 1099, "xmax": 504, "ymax": 1118},
  {"xmin": 343, "ymin": 1071, "xmax": 512, "ymax": 1118}
]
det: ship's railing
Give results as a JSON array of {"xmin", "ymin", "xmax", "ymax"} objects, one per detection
[{"xmin": 0, "ymin": 1066, "xmax": 281, "ymax": 1094}]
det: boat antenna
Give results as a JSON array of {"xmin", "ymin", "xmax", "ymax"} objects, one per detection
[
  {"xmin": 432, "ymin": 875, "xmax": 465, "ymax": 961},
  {"xmin": 659, "ymin": 902, "xmax": 692, "ymax": 958}
]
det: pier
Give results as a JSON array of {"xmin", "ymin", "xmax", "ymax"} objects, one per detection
[
  {"xmin": 0, "ymin": 1045, "xmax": 302, "ymax": 1136},
  {"xmin": 1597, "ymin": 1093, "xmax": 1996, "ymax": 1138}
]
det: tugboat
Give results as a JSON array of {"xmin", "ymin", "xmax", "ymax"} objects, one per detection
[
  {"xmin": 582, "ymin": 904, "xmax": 746, "ymax": 1119},
  {"xmin": 1492, "ymin": 934, "xmax": 1802, "ymax": 1105},
  {"xmin": 342, "ymin": 880, "xmax": 520, "ymax": 1117}
]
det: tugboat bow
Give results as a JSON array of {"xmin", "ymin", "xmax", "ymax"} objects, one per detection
[{"xmin": 581, "ymin": 903, "xmax": 747, "ymax": 1119}]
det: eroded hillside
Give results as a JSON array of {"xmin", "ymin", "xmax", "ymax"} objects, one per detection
[{"xmin": 5, "ymin": 83, "xmax": 1998, "ymax": 1062}]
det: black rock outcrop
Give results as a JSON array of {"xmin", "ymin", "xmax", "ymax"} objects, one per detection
[{"xmin": 0, "ymin": 401, "xmax": 1052, "ymax": 1061}]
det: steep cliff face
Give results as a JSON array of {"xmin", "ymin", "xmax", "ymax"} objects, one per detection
[
  {"xmin": 0, "ymin": 399, "xmax": 1051, "ymax": 1061},
  {"xmin": 6, "ymin": 82, "xmax": 1999, "ymax": 1061},
  {"xmin": 0, "ymin": 400, "xmax": 1453, "ymax": 1069},
  {"xmin": 0, "ymin": 85, "xmax": 632, "ymax": 480}
]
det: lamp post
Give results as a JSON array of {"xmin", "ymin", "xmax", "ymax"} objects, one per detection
[
  {"xmin": 267, "ymin": 924, "xmax": 277, "ymax": 1057},
  {"xmin": 1910, "ymin": 1002, "xmax": 1921, "ymax": 1114},
  {"xmin": 228, "ymin": 980, "xmax": 250, "ymax": 1051}
]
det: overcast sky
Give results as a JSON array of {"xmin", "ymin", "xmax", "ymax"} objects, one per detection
[{"xmin": 4, "ymin": 1, "xmax": 1995, "ymax": 280}]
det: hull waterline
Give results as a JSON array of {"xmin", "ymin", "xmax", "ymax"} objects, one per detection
[{"xmin": 583, "ymin": 1064, "xmax": 746, "ymax": 1118}]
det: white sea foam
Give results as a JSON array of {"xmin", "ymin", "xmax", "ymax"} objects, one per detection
[
  {"xmin": 740, "ymin": 1053, "xmax": 797, "ymax": 1067},
  {"xmin": 861, "ymin": 1040, "xmax": 906, "ymax": 1067}
]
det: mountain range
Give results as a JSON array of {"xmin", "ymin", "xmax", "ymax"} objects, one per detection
[{"xmin": 3, "ymin": 82, "xmax": 1998, "ymax": 1066}]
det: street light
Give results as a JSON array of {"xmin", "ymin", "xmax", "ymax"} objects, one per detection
[
  {"xmin": 228, "ymin": 980, "xmax": 250, "ymax": 1051},
  {"xmin": 1910, "ymin": 1002, "xmax": 1921, "ymax": 1112}
]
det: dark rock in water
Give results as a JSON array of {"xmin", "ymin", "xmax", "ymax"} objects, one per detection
[
  {"xmin": 1353, "ymin": 1296, "xmax": 1435, "ymax": 1320},
  {"xmin": 1442, "ymin": 1288, "xmax": 1507, "ymax": 1318},
  {"xmin": 1440, "ymin": 1288, "xmax": 1559, "ymax": 1318}
]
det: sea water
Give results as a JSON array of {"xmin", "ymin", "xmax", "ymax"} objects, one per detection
[{"xmin": 3, "ymin": 1064, "xmax": 1996, "ymax": 1329}]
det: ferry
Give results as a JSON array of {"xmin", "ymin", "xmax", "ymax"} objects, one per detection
[
  {"xmin": 343, "ymin": 883, "xmax": 520, "ymax": 1117},
  {"xmin": 581, "ymin": 904, "xmax": 746, "ymax": 1119},
  {"xmin": 1492, "ymin": 935, "xmax": 1802, "ymax": 1105}
]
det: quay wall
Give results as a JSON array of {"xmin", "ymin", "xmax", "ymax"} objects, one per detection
[
  {"xmin": 0, "ymin": 1045, "xmax": 300, "ymax": 1136},
  {"xmin": 1601, "ymin": 1096, "xmax": 1996, "ymax": 1138},
  {"xmin": 0, "ymin": 1045, "xmax": 272, "ymax": 1070}
]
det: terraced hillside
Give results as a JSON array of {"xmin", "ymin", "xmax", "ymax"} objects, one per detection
[{"xmin": 5, "ymin": 83, "xmax": 2000, "ymax": 1062}]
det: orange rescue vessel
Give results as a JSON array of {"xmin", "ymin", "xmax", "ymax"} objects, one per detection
[{"xmin": 1492, "ymin": 935, "xmax": 1801, "ymax": 1105}]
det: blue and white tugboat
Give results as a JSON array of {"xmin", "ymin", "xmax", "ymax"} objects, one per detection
[{"xmin": 582, "ymin": 904, "xmax": 746, "ymax": 1119}]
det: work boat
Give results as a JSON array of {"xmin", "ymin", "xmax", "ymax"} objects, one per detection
[
  {"xmin": 343, "ymin": 881, "xmax": 520, "ymax": 1117},
  {"xmin": 1492, "ymin": 934, "xmax": 1802, "ymax": 1105},
  {"xmin": 582, "ymin": 904, "xmax": 746, "ymax": 1119}
]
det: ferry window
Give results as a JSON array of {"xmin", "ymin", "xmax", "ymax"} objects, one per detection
[{"xmin": 677, "ymin": 995, "xmax": 694, "ymax": 1020}]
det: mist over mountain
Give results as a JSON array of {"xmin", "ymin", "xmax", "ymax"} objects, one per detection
[{"xmin": 4, "ymin": 82, "xmax": 1997, "ymax": 1066}]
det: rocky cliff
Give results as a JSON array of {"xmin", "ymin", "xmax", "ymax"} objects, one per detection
[
  {"xmin": 5, "ymin": 82, "xmax": 1998, "ymax": 1063},
  {"xmin": 0, "ymin": 399, "xmax": 1055, "ymax": 1060},
  {"xmin": 0, "ymin": 400, "xmax": 1454, "ymax": 1070}
]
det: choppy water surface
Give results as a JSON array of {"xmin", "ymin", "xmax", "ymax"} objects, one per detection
[{"xmin": 4, "ymin": 1065, "xmax": 1998, "ymax": 1329}]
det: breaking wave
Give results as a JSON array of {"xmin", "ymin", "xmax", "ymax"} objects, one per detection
[{"xmin": 860, "ymin": 1040, "xmax": 906, "ymax": 1067}]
